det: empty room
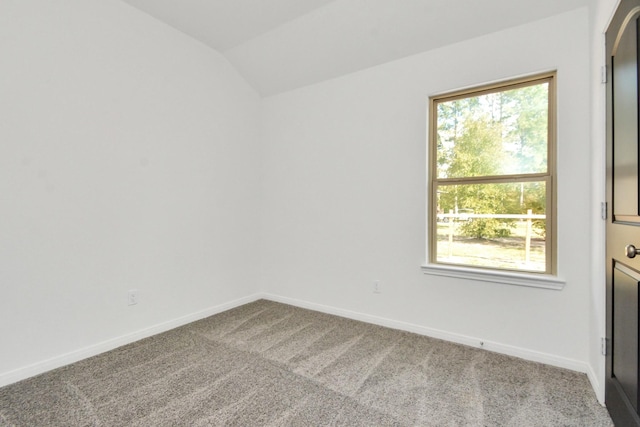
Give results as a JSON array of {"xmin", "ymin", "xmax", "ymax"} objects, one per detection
[{"xmin": 0, "ymin": 0, "xmax": 633, "ymax": 425}]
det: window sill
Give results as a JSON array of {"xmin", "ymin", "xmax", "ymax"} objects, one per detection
[{"xmin": 420, "ymin": 263, "xmax": 565, "ymax": 290}]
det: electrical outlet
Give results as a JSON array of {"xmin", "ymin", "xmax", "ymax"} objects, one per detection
[
  {"xmin": 128, "ymin": 289, "xmax": 139, "ymax": 306},
  {"xmin": 373, "ymin": 280, "xmax": 381, "ymax": 294}
]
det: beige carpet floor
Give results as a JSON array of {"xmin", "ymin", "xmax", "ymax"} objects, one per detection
[{"xmin": 0, "ymin": 299, "xmax": 613, "ymax": 426}]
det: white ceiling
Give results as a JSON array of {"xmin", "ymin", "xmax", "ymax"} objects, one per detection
[{"xmin": 122, "ymin": 0, "xmax": 591, "ymax": 96}]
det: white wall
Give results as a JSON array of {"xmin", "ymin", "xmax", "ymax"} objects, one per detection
[
  {"xmin": 260, "ymin": 7, "xmax": 594, "ymax": 382},
  {"xmin": 0, "ymin": 0, "xmax": 261, "ymax": 382}
]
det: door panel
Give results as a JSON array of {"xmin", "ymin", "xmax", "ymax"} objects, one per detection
[
  {"xmin": 613, "ymin": 18, "xmax": 639, "ymax": 218},
  {"xmin": 612, "ymin": 17, "xmax": 638, "ymax": 216},
  {"xmin": 613, "ymin": 264, "xmax": 640, "ymax": 412},
  {"xmin": 606, "ymin": 0, "xmax": 640, "ymax": 425}
]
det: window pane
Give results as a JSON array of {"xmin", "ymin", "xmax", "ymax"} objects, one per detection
[
  {"xmin": 435, "ymin": 182, "xmax": 546, "ymax": 272},
  {"xmin": 436, "ymin": 83, "xmax": 548, "ymax": 179}
]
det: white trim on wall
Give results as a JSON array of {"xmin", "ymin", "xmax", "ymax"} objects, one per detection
[
  {"xmin": 586, "ymin": 364, "xmax": 604, "ymax": 406},
  {"xmin": 0, "ymin": 294, "xmax": 263, "ymax": 388},
  {"xmin": 421, "ymin": 264, "xmax": 566, "ymax": 290},
  {"xmin": 262, "ymin": 293, "xmax": 596, "ymax": 386},
  {"xmin": 1, "ymin": 292, "xmax": 605, "ymax": 406}
]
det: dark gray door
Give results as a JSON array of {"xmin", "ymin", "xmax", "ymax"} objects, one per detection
[{"xmin": 606, "ymin": 0, "xmax": 640, "ymax": 424}]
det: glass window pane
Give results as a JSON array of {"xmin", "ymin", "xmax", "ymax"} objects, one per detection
[
  {"xmin": 435, "ymin": 182, "xmax": 546, "ymax": 272},
  {"xmin": 436, "ymin": 83, "xmax": 548, "ymax": 179}
]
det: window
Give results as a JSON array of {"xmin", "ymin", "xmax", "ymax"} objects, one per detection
[{"xmin": 428, "ymin": 72, "xmax": 556, "ymax": 276}]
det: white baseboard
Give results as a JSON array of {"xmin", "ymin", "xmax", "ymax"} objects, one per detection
[
  {"xmin": 1, "ymin": 291, "xmax": 605, "ymax": 405},
  {"xmin": 262, "ymin": 293, "xmax": 595, "ymax": 378},
  {"xmin": 0, "ymin": 293, "xmax": 262, "ymax": 388},
  {"xmin": 586, "ymin": 364, "xmax": 606, "ymax": 406}
]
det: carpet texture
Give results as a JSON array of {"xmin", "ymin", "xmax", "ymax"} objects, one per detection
[{"xmin": 0, "ymin": 300, "xmax": 613, "ymax": 426}]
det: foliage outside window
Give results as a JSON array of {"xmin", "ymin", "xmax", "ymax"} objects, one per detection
[{"xmin": 429, "ymin": 73, "xmax": 556, "ymax": 274}]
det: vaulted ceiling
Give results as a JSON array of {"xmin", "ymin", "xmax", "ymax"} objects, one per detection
[{"xmin": 121, "ymin": 0, "xmax": 591, "ymax": 96}]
